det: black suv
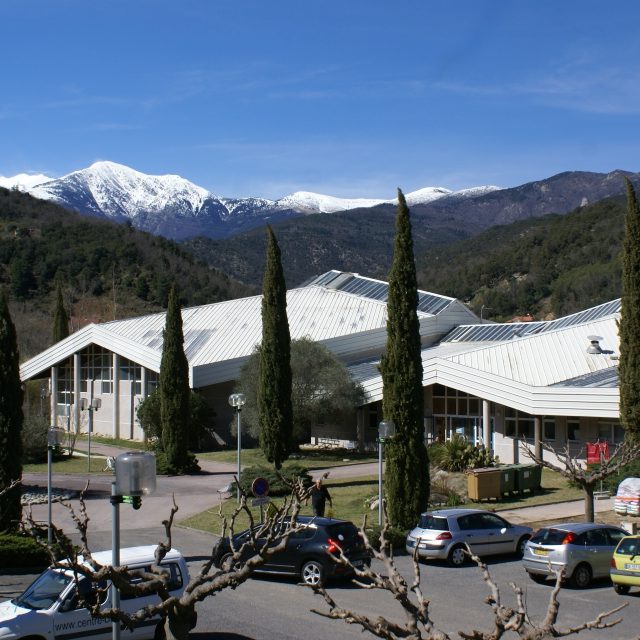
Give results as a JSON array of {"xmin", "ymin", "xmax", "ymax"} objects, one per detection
[{"xmin": 214, "ymin": 516, "xmax": 371, "ymax": 585}]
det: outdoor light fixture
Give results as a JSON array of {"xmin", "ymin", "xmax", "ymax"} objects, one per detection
[
  {"xmin": 46, "ymin": 427, "xmax": 65, "ymax": 545},
  {"xmin": 377, "ymin": 420, "xmax": 395, "ymax": 526},
  {"xmin": 229, "ymin": 393, "xmax": 246, "ymax": 502},
  {"xmin": 110, "ymin": 451, "xmax": 156, "ymax": 640}
]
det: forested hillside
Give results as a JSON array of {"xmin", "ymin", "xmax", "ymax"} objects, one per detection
[
  {"xmin": 0, "ymin": 188, "xmax": 253, "ymax": 360},
  {"xmin": 417, "ymin": 197, "xmax": 624, "ymax": 321}
]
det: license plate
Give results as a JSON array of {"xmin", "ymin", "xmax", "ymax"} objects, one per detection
[
  {"xmin": 533, "ymin": 548, "xmax": 549, "ymax": 556},
  {"xmin": 625, "ymin": 563, "xmax": 640, "ymax": 570}
]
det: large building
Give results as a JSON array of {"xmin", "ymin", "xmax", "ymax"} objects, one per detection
[{"xmin": 20, "ymin": 271, "xmax": 622, "ymax": 463}]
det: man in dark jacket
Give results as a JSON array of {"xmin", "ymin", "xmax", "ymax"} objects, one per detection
[{"xmin": 310, "ymin": 478, "xmax": 332, "ymax": 517}]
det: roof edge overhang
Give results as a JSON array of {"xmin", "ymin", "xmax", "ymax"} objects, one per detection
[
  {"xmin": 356, "ymin": 358, "xmax": 619, "ymax": 418},
  {"xmin": 20, "ymin": 325, "xmax": 163, "ymax": 381}
]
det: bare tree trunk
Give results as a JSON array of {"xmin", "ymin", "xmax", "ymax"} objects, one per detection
[{"xmin": 583, "ymin": 483, "xmax": 595, "ymax": 523}]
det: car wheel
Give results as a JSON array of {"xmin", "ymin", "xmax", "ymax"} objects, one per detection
[
  {"xmin": 570, "ymin": 563, "xmax": 592, "ymax": 589},
  {"xmin": 447, "ymin": 544, "xmax": 467, "ymax": 567},
  {"xmin": 516, "ymin": 535, "xmax": 530, "ymax": 558},
  {"xmin": 613, "ymin": 583, "xmax": 630, "ymax": 595},
  {"xmin": 301, "ymin": 560, "xmax": 325, "ymax": 586},
  {"xmin": 527, "ymin": 572, "xmax": 547, "ymax": 584}
]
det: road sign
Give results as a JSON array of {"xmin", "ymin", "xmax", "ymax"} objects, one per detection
[
  {"xmin": 252, "ymin": 477, "xmax": 270, "ymax": 497},
  {"xmin": 251, "ymin": 496, "xmax": 271, "ymax": 507}
]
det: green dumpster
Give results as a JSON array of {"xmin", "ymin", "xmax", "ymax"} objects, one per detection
[
  {"xmin": 499, "ymin": 465, "xmax": 517, "ymax": 496},
  {"xmin": 467, "ymin": 467, "xmax": 501, "ymax": 501},
  {"xmin": 511, "ymin": 464, "xmax": 542, "ymax": 493}
]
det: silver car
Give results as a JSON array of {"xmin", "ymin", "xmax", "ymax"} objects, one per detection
[
  {"xmin": 405, "ymin": 508, "xmax": 533, "ymax": 567},
  {"xmin": 522, "ymin": 522, "xmax": 628, "ymax": 588}
]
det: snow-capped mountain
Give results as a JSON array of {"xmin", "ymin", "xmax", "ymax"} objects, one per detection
[
  {"xmin": 0, "ymin": 172, "xmax": 51, "ymax": 191},
  {"xmin": 0, "ymin": 160, "xmax": 502, "ymax": 240}
]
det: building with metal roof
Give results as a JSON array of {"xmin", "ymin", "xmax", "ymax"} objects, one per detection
[
  {"xmin": 20, "ymin": 269, "xmax": 623, "ymax": 464},
  {"xmin": 20, "ymin": 271, "xmax": 477, "ymax": 442}
]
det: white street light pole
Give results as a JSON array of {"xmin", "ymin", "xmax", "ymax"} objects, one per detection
[
  {"xmin": 377, "ymin": 420, "xmax": 395, "ymax": 526},
  {"xmin": 110, "ymin": 451, "xmax": 156, "ymax": 640},
  {"xmin": 229, "ymin": 393, "xmax": 246, "ymax": 502},
  {"xmin": 82, "ymin": 397, "xmax": 101, "ymax": 472}
]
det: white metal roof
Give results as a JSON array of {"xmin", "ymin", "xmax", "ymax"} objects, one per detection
[{"xmin": 20, "ymin": 271, "xmax": 467, "ymax": 384}]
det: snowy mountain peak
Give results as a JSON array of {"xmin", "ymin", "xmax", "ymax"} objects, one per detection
[
  {"xmin": 276, "ymin": 191, "xmax": 387, "ymax": 213},
  {"xmin": 403, "ymin": 187, "xmax": 452, "ymax": 205},
  {"xmin": 31, "ymin": 160, "xmax": 212, "ymax": 220},
  {"xmin": 0, "ymin": 172, "xmax": 52, "ymax": 191}
]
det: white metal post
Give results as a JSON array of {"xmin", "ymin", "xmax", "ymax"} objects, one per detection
[
  {"xmin": 47, "ymin": 443, "xmax": 53, "ymax": 545},
  {"xmin": 111, "ymin": 480, "xmax": 121, "ymax": 640},
  {"xmin": 378, "ymin": 438, "xmax": 383, "ymax": 526},
  {"xmin": 236, "ymin": 408, "xmax": 241, "ymax": 503}
]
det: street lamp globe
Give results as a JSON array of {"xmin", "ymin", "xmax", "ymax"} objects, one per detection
[{"xmin": 228, "ymin": 393, "xmax": 246, "ymax": 408}]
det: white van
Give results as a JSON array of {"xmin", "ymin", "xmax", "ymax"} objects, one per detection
[{"xmin": 0, "ymin": 545, "xmax": 191, "ymax": 640}]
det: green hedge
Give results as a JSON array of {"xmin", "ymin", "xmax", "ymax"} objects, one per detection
[
  {"xmin": 363, "ymin": 524, "xmax": 408, "ymax": 550},
  {"xmin": 238, "ymin": 464, "xmax": 312, "ymax": 497},
  {"xmin": 0, "ymin": 533, "xmax": 50, "ymax": 568}
]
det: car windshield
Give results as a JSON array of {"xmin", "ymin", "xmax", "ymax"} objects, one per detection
[
  {"xmin": 417, "ymin": 515, "xmax": 449, "ymax": 531},
  {"xmin": 12, "ymin": 568, "xmax": 72, "ymax": 610},
  {"xmin": 529, "ymin": 528, "xmax": 570, "ymax": 545},
  {"xmin": 616, "ymin": 538, "xmax": 640, "ymax": 557}
]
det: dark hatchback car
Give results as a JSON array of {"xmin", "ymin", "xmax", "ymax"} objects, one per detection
[{"xmin": 214, "ymin": 516, "xmax": 371, "ymax": 585}]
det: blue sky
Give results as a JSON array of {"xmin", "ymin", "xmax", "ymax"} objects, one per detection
[{"xmin": 2, "ymin": 0, "xmax": 639, "ymax": 199}]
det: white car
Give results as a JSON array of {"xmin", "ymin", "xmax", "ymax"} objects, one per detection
[{"xmin": 0, "ymin": 545, "xmax": 191, "ymax": 640}]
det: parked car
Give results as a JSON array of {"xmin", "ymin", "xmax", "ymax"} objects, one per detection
[
  {"xmin": 522, "ymin": 523, "xmax": 628, "ymax": 588},
  {"xmin": 214, "ymin": 515, "xmax": 370, "ymax": 585},
  {"xmin": 0, "ymin": 545, "xmax": 192, "ymax": 640},
  {"xmin": 610, "ymin": 534, "xmax": 640, "ymax": 595},
  {"xmin": 405, "ymin": 508, "xmax": 533, "ymax": 567}
]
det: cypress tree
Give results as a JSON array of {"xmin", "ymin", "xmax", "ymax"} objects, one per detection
[
  {"xmin": 258, "ymin": 226, "xmax": 293, "ymax": 470},
  {"xmin": 0, "ymin": 289, "xmax": 23, "ymax": 531},
  {"xmin": 381, "ymin": 189, "xmax": 430, "ymax": 529},
  {"xmin": 160, "ymin": 284, "xmax": 191, "ymax": 473},
  {"xmin": 619, "ymin": 178, "xmax": 640, "ymax": 441},
  {"xmin": 53, "ymin": 284, "xmax": 70, "ymax": 343}
]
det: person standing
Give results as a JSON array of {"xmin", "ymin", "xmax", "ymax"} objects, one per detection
[{"xmin": 310, "ymin": 478, "xmax": 332, "ymax": 517}]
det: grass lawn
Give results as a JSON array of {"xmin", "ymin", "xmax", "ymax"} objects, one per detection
[
  {"xmin": 178, "ymin": 468, "xmax": 584, "ymax": 535},
  {"xmin": 198, "ymin": 447, "xmax": 377, "ymax": 470},
  {"xmin": 75, "ymin": 434, "xmax": 148, "ymax": 450},
  {"xmin": 23, "ymin": 454, "xmax": 111, "ymax": 475}
]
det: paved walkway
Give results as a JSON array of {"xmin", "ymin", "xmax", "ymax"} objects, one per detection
[{"xmin": 23, "ymin": 442, "xmax": 621, "ymax": 536}]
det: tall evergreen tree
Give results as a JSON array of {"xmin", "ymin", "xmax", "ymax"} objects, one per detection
[
  {"xmin": 619, "ymin": 178, "xmax": 640, "ymax": 441},
  {"xmin": 381, "ymin": 189, "xmax": 430, "ymax": 529},
  {"xmin": 159, "ymin": 284, "xmax": 192, "ymax": 473},
  {"xmin": 53, "ymin": 284, "xmax": 70, "ymax": 343},
  {"xmin": 258, "ymin": 226, "xmax": 293, "ymax": 469},
  {"xmin": 0, "ymin": 289, "xmax": 23, "ymax": 531}
]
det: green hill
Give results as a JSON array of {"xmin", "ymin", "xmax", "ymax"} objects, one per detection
[
  {"xmin": 0, "ymin": 187, "xmax": 254, "ymax": 360},
  {"xmin": 416, "ymin": 197, "xmax": 624, "ymax": 321}
]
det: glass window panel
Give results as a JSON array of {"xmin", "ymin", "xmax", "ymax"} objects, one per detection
[
  {"xmin": 447, "ymin": 398, "xmax": 456, "ymax": 414},
  {"xmin": 433, "ymin": 384, "xmax": 446, "ymax": 397},
  {"xmin": 433, "ymin": 397, "xmax": 446, "ymax": 414},
  {"xmin": 468, "ymin": 398, "xmax": 479, "ymax": 415},
  {"xmin": 543, "ymin": 418, "xmax": 556, "ymax": 441}
]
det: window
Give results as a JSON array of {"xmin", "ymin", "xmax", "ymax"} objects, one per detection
[
  {"xmin": 80, "ymin": 346, "xmax": 113, "ymax": 394},
  {"xmin": 120, "ymin": 564, "xmax": 183, "ymax": 600},
  {"xmin": 56, "ymin": 360, "xmax": 74, "ymax": 406},
  {"xmin": 597, "ymin": 421, "xmax": 625, "ymax": 445},
  {"xmin": 119, "ymin": 357, "xmax": 143, "ymax": 396},
  {"xmin": 432, "ymin": 385, "xmax": 481, "ymax": 417},
  {"xmin": 543, "ymin": 418, "xmax": 556, "ymax": 441},
  {"xmin": 504, "ymin": 408, "xmax": 535, "ymax": 439},
  {"xmin": 567, "ymin": 418, "xmax": 581, "ymax": 441}
]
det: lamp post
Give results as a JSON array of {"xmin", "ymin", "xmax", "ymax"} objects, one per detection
[
  {"xmin": 46, "ymin": 427, "xmax": 64, "ymax": 545},
  {"xmin": 109, "ymin": 451, "xmax": 156, "ymax": 640},
  {"xmin": 377, "ymin": 420, "xmax": 395, "ymax": 526},
  {"xmin": 82, "ymin": 397, "xmax": 102, "ymax": 472},
  {"xmin": 228, "ymin": 393, "xmax": 246, "ymax": 502}
]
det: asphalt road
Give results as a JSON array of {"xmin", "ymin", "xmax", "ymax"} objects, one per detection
[{"xmin": 2, "ymin": 525, "xmax": 639, "ymax": 640}]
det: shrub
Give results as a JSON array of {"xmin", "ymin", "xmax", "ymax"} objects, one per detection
[
  {"xmin": 0, "ymin": 533, "xmax": 50, "ymax": 568},
  {"xmin": 363, "ymin": 524, "xmax": 408, "ymax": 550},
  {"xmin": 429, "ymin": 436, "xmax": 498, "ymax": 472},
  {"xmin": 238, "ymin": 464, "xmax": 312, "ymax": 497}
]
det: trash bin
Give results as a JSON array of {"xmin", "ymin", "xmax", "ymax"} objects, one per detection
[
  {"xmin": 499, "ymin": 465, "xmax": 517, "ymax": 496},
  {"xmin": 467, "ymin": 467, "xmax": 501, "ymax": 501},
  {"xmin": 511, "ymin": 464, "xmax": 541, "ymax": 494}
]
